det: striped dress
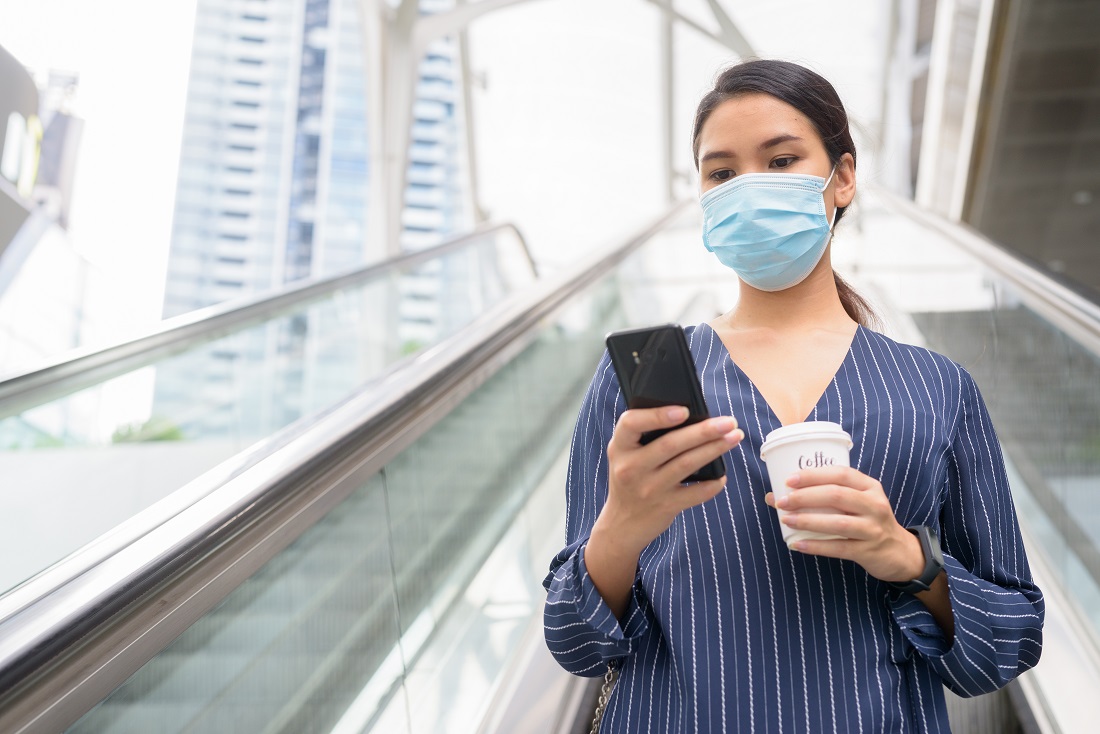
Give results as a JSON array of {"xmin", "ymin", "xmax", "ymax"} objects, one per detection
[{"xmin": 543, "ymin": 323, "xmax": 1044, "ymax": 733}]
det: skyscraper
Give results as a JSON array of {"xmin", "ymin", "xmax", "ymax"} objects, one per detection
[{"xmin": 156, "ymin": 0, "xmax": 469, "ymax": 439}]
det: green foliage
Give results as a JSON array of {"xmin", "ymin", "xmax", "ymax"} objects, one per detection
[
  {"xmin": 32, "ymin": 433, "xmax": 65, "ymax": 448},
  {"xmin": 111, "ymin": 415, "xmax": 185, "ymax": 443}
]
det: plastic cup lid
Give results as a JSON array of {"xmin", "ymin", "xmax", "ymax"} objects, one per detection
[{"xmin": 760, "ymin": 421, "xmax": 853, "ymax": 458}]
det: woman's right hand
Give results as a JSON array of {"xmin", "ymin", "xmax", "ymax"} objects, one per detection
[
  {"xmin": 602, "ymin": 406, "xmax": 742, "ymax": 551},
  {"xmin": 584, "ymin": 406, "xmax": 743, "ymax": 619}
]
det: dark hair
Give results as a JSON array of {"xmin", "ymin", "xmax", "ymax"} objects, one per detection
[{"xmin": 692, "ymin": 59, "xmax": 878, "ymax": 328}]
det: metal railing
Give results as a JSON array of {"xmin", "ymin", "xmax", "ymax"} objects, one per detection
[
  {"xmin": 0, "ymin": 203, "xmax": 690, "ymax": 733},
  {"xmin": 0, "ymin": 222, "xmax": 535, "ymax": 420},
  {"xmin": 875, "ymin": 190, "xmax": 1100, "ymax": 357}
]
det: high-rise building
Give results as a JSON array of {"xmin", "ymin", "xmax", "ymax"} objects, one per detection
[{"xmin": 155, "ymin": 0, "xmax": 470, "ymax": 439}]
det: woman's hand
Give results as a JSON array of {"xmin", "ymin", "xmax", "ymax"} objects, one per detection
[
  {"xmin": 763, "ymin": 466, "xmax": 925, "ymax": 584},
  {"xmin": 585, "ymin": 406, "xmax": 743, "ymax": 619},
  {"xmin": 601, "ymin": 406, "xmax": 743, "ymax": 553},
  {"xmin": 767, "ymin": 466, "xmax": 955, "ymax": 641}
]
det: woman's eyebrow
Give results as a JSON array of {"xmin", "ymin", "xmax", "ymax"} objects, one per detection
[
  {"xmin": 759, "ymin": 133, "xmax": 803, "ymax": 150},
  {"xmin": 701, "ymin": 134, "xmax": 805, "ymax": 163},
  {"xmin": 699, "ymin": 149, "xmax": 735, "ymax": 164}
]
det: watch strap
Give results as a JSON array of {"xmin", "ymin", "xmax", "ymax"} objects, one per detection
[{"xmin": 888, "ymin": 525, "xmax": 944, "ymax": 595}]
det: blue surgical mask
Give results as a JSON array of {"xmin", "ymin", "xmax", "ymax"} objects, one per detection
[{"xmin": 701, "ymin": 168, "xmax": 837, "ymax": 291}]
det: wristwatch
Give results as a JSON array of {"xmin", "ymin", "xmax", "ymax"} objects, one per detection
[{"xmin": 888, "ymin": 525, "xmax": 945, "ymax": 594}]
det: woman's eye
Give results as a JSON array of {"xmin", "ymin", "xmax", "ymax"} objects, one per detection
[
  {"xmin": 772, "ymin": 156, "xmax": 796, "ymax": 169},
  {"xmin": 711, "ymin": 169, "xmax": 734, "ymax": 182}
]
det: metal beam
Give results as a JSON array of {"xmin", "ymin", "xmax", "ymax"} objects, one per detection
[
  {"xmin": 659, "ymin": 0, "xmax": 675, "ymax": 203},
  {"xmin": 364, "ymin": 0, "xmax": 755, "ymax": 255},
  {"xmin": 641, "ymin": 0, "xmax": 755, "ymax": 57},
  {"xmin": 701, "ymin": 0, "xmax": 756, "ymax": 58},
  {"xmin": 413, "ymin": 0, "xmax": 540, "ymax": 58},
  {"xmin": 457, "ymin": 25, "xmax": 489, "ymax": 223}
]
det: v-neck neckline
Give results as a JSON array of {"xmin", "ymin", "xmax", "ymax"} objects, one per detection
[{"xmin": 697, "ymin": 321, "xmax": 862, "ymax": 429}]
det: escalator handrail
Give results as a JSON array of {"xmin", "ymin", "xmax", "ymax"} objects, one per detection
[
  {"xmin": 875, "ymin": 189, "xmax": 1100, "ymax": 357},
  {"xmin": 0, "ymin": 202, "xmax": 691, "ymax": 730},
  {"xmin": 0, "ymin": 222, "xmax": 536, "ymax": 420}
]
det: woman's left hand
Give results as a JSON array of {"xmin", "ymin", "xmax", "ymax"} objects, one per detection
[{"xmin": 764, "ymin": 466, "xmax": 925, "ymax": 584}]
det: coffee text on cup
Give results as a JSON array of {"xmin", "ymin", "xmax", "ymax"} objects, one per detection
[{"xmin": 798, "ymin": 452, "xmax": 837, "ymax": 469}]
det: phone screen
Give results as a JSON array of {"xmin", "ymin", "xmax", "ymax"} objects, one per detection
[{"xmin": 605, "ymin": 324, "xmax": 725, "ymax": 482}]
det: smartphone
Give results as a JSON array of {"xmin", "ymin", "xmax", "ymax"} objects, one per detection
[{"xmin": 605, "ymin": 324, "xmax": 726, "ymax": 482}]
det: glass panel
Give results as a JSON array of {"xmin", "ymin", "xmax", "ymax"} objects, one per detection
[
  {"xmin": 9, "ymin": 200, "xmax": 708, "ymax": 732},
  {"xmin": 66, "ymin": 226, "xmax": 682, "ymax": 733},
  {"xmin": 0, "ymin": 230, "xmax": 532, "ymax": 595},
  {"xmin": 69, "ymin": 474, "xmax": 403, "ymax": 733}
]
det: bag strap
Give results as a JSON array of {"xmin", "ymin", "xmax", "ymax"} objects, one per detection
[{"xmin": 589, "ymin": 661, "xmax": 620, "ymax": 734}]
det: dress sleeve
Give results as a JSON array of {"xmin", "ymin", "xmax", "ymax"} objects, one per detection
[
  {"xmin": 889, "ymin": 366, "xmax": 1045, "ymax": 696},
  {"xmin": 542, "ymin": 352, "xmax": 651, "ymax": 677}
]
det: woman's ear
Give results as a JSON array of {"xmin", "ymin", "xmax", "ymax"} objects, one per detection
[{"xmin": 833, "ymin": 152, "xmax": 856, "ymax": 209}]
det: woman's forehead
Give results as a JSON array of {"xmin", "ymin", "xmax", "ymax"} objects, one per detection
[{"xmin": 698, "ymin": 94, "xmax": 819, "ymax": 152}]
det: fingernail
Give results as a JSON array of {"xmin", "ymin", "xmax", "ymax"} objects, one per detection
[
  {"xmin": 776, "ymin": 495, "xmax": 789, "ymax": 509},
  {"xmin": 712, "ymin": 416, "xmax": 736, "ymax": 433},
  {"xmin": 786, "ymin": 473, "xmax": 801, "ymax": 487},
  {"xmin": 791, "ymin": 541, "xmax": 807, "ymax": 552},
  {"xmin": 667, "ymin": 406, "xmax": 688, "ymax": 420},
  {"xmin": 724, "ymin": 428, "xmax": 743, "ymax": 444}
]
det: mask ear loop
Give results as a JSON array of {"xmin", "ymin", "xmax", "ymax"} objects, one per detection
[{"xmin": 822, "ymin": 164, "xmax": 839, "ymax": 232}]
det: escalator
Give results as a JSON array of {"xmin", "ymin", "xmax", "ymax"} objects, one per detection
[
  {"xmin": 1, "ymin": 190, "xmax": 1099, "ymax": 733},
  {"xmin": 0, "ymin": 204, "xmax": 696, "ymax": 733}
]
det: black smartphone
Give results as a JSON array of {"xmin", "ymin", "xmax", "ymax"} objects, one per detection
[{"xmin": 605, "ymin": 324, "xmax": 726, "ymax": 482}]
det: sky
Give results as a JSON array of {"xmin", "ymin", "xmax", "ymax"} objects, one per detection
[{"xmin": 0, "ymin": 0, "xmax": 891, "ymax": 338}]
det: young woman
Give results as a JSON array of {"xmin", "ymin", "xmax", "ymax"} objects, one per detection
[{"xmin": 543, "ymin": 59, "xmax": 1044, "ymax": 733}]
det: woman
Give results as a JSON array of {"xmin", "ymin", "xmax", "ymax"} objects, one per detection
[{"xmin": 543, "ymin": 59, "xmax": 1044, "ymax": 732}]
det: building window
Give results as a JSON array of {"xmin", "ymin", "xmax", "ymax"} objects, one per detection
[
  {"xmin": 237, "ymin": 58, "xmax": 264, "ymax": 66},
  {"xmin": 232, "ymin": 100, "xmax": 261, "ymax": 109}
]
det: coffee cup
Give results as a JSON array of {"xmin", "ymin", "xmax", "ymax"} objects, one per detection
[{"xmin": 759, "ymin": 421, "xmax": 853, "ymax": 547}]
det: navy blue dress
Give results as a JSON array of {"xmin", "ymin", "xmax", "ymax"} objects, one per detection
[{"xmin": 543, "ymin": 323, "xmax": 1044, "ymax": 733}]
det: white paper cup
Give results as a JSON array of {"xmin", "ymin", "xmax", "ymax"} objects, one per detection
[{"xmin": 760, "ymin": 421, "xmax": 854, "ymax": 547}]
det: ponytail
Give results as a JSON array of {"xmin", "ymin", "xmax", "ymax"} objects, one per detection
[{"xmin": 834, "ymin": 271, "xmax": 879, "ymax": 330}]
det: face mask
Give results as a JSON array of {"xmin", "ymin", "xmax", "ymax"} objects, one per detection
[{"xmin": 700, "ymin": 167, "xmax": 837, "ymax": 292}]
